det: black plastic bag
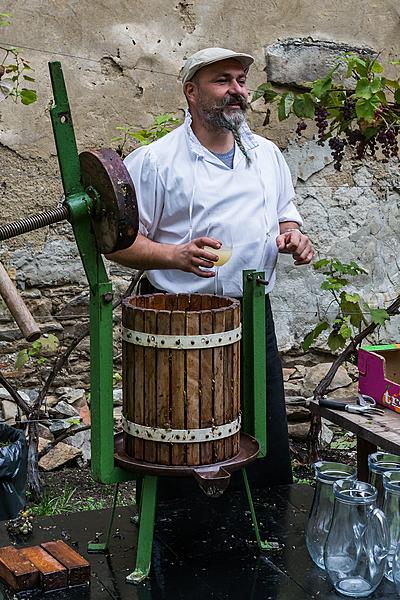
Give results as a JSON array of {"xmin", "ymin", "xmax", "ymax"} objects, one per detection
[{"xmin": 0, "ymin": 424, "xmax": 27, "ymax": 520}]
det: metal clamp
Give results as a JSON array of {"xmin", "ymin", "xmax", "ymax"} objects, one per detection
[
  {"xmin": 122, "ymin": 325, "xmax": 241, "ymax": 349},
  {"xmin": 121, "ymin": 414, "xmax": 241, "ymax": 443}
]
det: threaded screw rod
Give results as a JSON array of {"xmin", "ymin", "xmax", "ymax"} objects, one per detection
[{"xmin": 0, "ymin": 206, "xmax": 70, "ymax": 241}]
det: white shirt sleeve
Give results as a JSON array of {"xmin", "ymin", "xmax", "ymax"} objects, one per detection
[
  {"xmin": 124, "ymin": 146, "xmax": 165, "ymax": 239},
  {"xmin": 272, "ymin": 145, "xmax": 303, "ymax": 227}
]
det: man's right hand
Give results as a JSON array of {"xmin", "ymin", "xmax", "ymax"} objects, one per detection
[{"xmin": 172, "ymin": 237, "xmax": 221, "ymax": 278}]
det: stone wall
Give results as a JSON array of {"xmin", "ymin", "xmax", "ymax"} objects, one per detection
[{"xmin": 0, "ymin": 1, "xmax": 399, "ymax": 387}]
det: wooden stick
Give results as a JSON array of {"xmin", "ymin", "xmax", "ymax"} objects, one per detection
[{"xmin": 0, "ymin": 261, "xmax": 41, "ymax": 341}]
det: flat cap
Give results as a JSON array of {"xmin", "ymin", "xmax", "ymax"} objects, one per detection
[{"xmin": 180, "ymin": 47, "xmax": 254, "ymax": 84}]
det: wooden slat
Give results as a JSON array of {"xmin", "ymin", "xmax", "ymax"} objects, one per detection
[
  {"xmin": 0, "ymin": 546, "xmax": 40, "ymax": 591},
  {"xmin": 41, "ymin": 540, "xmax": 90, "ymax": 587},
  {"xmin": 122, "ymin": 301, "xmax": 133, "ymax": 456},
  {"xmin": 156, "ymin": 310, "xmax": 171, "ymax": 465},
  {"xmin": 232, "ymin": 304, "xmax": 241, "ymax": 455},
  {"xmin": 133, "ymin": 308, "xmax": 145, "ymax": 459},
  {"xmin": 224, "ymin": 306, "xmax": 234, "ymax": 458},
  {"xmin": 186, "ymin": 304, "xmax": 201, "ymax": 465},
  {"xmin": 21, "ymin": 546, "xmax": 67, "ymax": 592},
  {"xmin": 144, "ymin": 307, "xmax": 157, "ymax": 462},
  {"xmin": 200, "ymin": 301, "xmax": 213, "ymax": 465},
  {"xmin": 213, "ymin": 309, "xmax": 226, "ymax": 462},
  {"xmin": 170, "ymin": 309, "xmax": 186, "ymax": 465}
]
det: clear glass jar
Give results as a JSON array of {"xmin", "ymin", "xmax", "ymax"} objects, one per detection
[
  {"xmin": 392, "ymin": 540, "xmax": 400, "ymax": 594},
  {"xmin": 324, "ymin": 479, "xmax": 389, "ymax": 598},
  {"xmin": 383, "ymin": 470, "xmax": 400, "ymax": 582},
  {"xmin": 305, "ymin": 461, "xmax": 356, "ymax": 569},
  {"xmin": 368, "ymin": 452, "xmax": 400, "ymax": 508}
]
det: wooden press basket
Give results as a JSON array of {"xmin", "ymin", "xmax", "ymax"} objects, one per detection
[{"xmin": 121, "ymin": 293, "xmax": 241, "ymax": 467}]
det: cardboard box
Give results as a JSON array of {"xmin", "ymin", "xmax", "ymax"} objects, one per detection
[{"xmin": 358, "ymin": 344, "xmax": 400, "ymax": 413}]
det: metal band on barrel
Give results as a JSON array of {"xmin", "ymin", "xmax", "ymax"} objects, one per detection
[
  {"xmin": 122, "ymin": 325, "xmax": 241, "ymax": 349},
  {"xmin": 121, "ymin": 414, "xmax": 241, "ymax": 443}
]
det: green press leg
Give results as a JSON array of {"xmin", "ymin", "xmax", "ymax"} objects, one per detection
[
  {"xmin": 126, "ymin": 475, "xmax": 158, "ymax": 584},
  {"xmin": 88, "ymin": 484, "xmax": 120, "ymax": 553},
  {"xmin": 242, "ymin": 469, "xmax": 272, "ymax": 551}
]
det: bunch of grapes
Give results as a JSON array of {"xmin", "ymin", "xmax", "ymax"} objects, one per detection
[
  {"xmin": 328, "ymin": 136, "xmax": 347, "ymax": 170},
  {"xmin": 296, "ymin": 120, "xmax": 307, "ymax": 136},
  {"xmin": 6, "ymin": 509, "xmax": 34, "ymax": 537},
  {"xmin": 314, "ymin": 106, "xmax": 329, "ymax": 145},
  {"xmin": 377, "ymin": 128, "xmax": 399, "ymax": 159},
  {"xmin": 342, "ymin": 98, "xmax": 356, "ymax": 121}
]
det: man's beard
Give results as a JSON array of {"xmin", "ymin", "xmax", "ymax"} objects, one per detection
[
  {"xmin": 198, "ymin": 93, "xmax": 249, "ymax": 133},
  {"xmin": 197, "ymin": 93, "xmax": 251, "ymax": 165}
]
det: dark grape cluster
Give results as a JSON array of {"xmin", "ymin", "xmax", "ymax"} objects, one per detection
[
  {"xmin": 314, "ymin": 106, "xmax": 329, "ymax": 145},
  {"xmin": 296, "ymin": 120, "xmax": 307, "ymax": 136},
  {"xmin": 328, "ymin": 136, "xmax": 347, "ymax": 170},
  {"xmin": 332, "ymin": 322, "xmax": 341, "ymax": 333},
  {"xmin": 346, "ymin": 129, "xmax": 363, "ymax": 147},
  {"xmin": 342, "ymin": 98, "xmax": 356, "ymax": 121},
  {"xmin": 377, "ymin": 128, "xmax": 399, "ymax": 159}
]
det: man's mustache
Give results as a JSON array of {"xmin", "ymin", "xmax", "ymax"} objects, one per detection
[{"xmin": 219, "ymin": 94, "xmax": 249, "ymax": 111}]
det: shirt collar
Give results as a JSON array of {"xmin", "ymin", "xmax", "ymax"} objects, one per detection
[{"xmin": 184, "ymin": 110, "xmax": 259, "ymax": 157}]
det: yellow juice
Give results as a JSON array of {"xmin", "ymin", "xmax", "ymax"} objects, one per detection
[{"xmin": 205, "ymin": 246, "xmax": 232, "ymax": 267}]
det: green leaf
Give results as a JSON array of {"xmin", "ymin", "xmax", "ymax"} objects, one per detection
[
  {"xmin": 278, "ymin": 92, "xmax": 294, "ymax": 121},
  {"xmin": 23, "ymin": 75, "xmax": 35, "ymax": 82},
  {"xmin": 343, "ymin": 292, "xmax": 360, "ymax": 303},
  {"xmin": 371, "ymin": 61, "xmax": 384, "ymax": 73},
  {"xmin": 19, "ymin": 88, "xmax": 37, "ymax": 105},
  {"xmin": 252, "ymin": 83, "xmax": 278, "ymax": 103},
  {"xmin": 327, "ymin": 331, "xmax": 346, "ymax": 352},
  {"xmin": 355, "ymin": 97, "xmax": 378, "ymax": 122},
  {"xmin": 370, "ymin": 308, "xmax": 390, "ymax": 326},
  {"xmin": 313, "ymin": 258, "xmax": 330, "ymax": 270},
  {"xmin": 16, "ymin": 350, "xmax": 29, "ymax": 370},
  {"xmin": 370, "ymin": 78, "xmax": 382, "ymax": 93},
  {"xmin": 339, "ymin": 322, "xmax": 352, "ymax": 339},
  {"xmin": 311, "ymin": 76, "xmax": 332, "ymax": 99},
  {"xmin": 395, "ymin": 89, "xmax": 400, "ymax": 105},
  {"xmin": 302, "ymin": 321, "xmax": 329, "ymax": 351},
  {"xmin": 320, "ymin": 277, "xmax": 349, "ymax": 291},
  {"xmin": 391, "ymin": 60, "xmax": 400, "ymax": 66},
  {"xmin": 293, "ymin": 93, "xmax": 315, "ymax": 119},
  {"xmin": 355, "ymin": 78, "xmax": 372, "ymax": 99}
]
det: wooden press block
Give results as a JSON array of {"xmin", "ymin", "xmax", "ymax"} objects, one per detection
[
  {"xmin": 20, "ymin": 546, "xmax": 67, "ymax": 592},
  {"xmin": 0, "ymin": 545, "xmax": 40, "ymax": 591},
  {"xmin": 41, "ymin": 540, "xmax": 90, "ymax": 586}
]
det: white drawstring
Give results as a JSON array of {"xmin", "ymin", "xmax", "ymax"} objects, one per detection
[{"xmin": 188, "ymin": 153, "xmax": 199, "ymax": 241}]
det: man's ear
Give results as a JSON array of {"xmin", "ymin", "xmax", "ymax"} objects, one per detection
[{"xmin": 183, "ymin": 81, "xmax": 197, "ymax": 103}]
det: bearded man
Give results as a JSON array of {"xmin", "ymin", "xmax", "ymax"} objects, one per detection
[{"xmin": 108, "ymin": 47, "xmax": 314, "ymax": 491}]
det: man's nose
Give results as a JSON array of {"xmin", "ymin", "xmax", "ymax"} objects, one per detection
[{"xmin": 228, "ymin": 79, "xmax": 244, "ymax": 95}]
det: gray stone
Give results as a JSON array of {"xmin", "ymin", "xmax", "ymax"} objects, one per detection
[
  {"xmin": 326, "ymin": 382, "xmax": 359, "ymax": 399},
  {"xmin": 284, "ymin": 382, "xmax": 302, "ymax": 395},
  {"xmin": 321, "ymin": 421, "xmax": 334, "ymax": 446},
  {"xmin": 39, "ymin": 442, "xmax": 82, "ymax": 471},
  {"xmin": 18, "ymin": 389, "xmax": 39, "ymax": 403},
  {"xmin": 2, "ymin": 400, "xmax": 18, "ymax": 422},
  {"xmin": 64, "ymin": 429, "xmax": 91, "ymax": 466},
  {"xmin": 282, "ymin": 367, "xmax": 296, "ymax": 381},
  {"xmin": 113, "ymin": 388, "xmax": 123, "ymax": 406},
  {"xmin": 53, "ymin": 400, "xmax": 79, "ymax": 417},
  {"xmin": 284, "ymin": 140, "xmax": 334, "ymax": 184},
  {"xmin": 265, "ymin": 38, "xmax": 375, "ymax": 88},
  {"xmin": 288, "ymin": 421, "xmax": 310, "ymax": 441},
  {"xmin": 302, "ymin": 363, "xmax": 352, "ymax": 398},
  {"xmin": 0, "ymin": 388, "xmax": 12, "ymax": 401},
  {"xmin": 49, "ymin": 419, "xmax": 75, "ymax": 434},
  {"xmin": 56, "ymin": 388, "xmax": 86, "ymax": 404},
  {"xmin": 113, "ymin": 406, "xmax": 123, "ymax": 427},
  {"xmin": 285, "ymin": 396, "xmax": 308, "ymax": 406},
  {"xmin": 286, "ymin": 405, "xmax": 310, "ymax": 422},
  {"xmin": 37, "ymin": 423, "xmax": 54, "ymax": 441}
]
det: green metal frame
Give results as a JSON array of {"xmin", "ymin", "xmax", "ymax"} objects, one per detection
[
  {"xmin": 47, "ymin": 62, "xmax": 271, "ymax": 583},
  {"xmin": 242, "ymin": 270, "xmax": 267, "ymax": 457}
]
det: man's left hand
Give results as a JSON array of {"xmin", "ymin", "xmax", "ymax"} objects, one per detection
[{"xmin": 276, "ymin": 230, "xmax": 314, "ymax": 265}]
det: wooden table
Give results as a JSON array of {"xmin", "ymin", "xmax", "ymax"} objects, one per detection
[{"xmin": 310, "ymin": 397, "xmax": 400, "ymax": 480}]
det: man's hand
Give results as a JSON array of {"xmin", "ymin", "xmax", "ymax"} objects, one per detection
[
  {"xmin": 172, "ymin": 237, "xmax": 221, "ymax": 277},
  {"xmin": 276, "ymin": 230, "xmax": 314, "ymax": 265}
]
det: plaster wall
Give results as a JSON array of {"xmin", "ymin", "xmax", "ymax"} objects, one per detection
[{"xmin": 0, "ymin": 0, "xmax": 399, "ymax": 353}]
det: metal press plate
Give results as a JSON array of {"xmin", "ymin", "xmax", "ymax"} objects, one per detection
[{"xmin": 79, "ymin": 148, "xmax": 139, "ymax": 254}]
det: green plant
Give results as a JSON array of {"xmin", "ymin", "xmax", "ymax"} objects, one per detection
[
  {"xmin": 253, "ymin": 53, "xmax": 399, "ymax": 169},
  {"xmin": 0, "ymin": 14, "xmax": 37, "ymax": 104},
  {"xmin": 303, "ymin": 258, "xmax": 390, "ymax": 352},
  {"xmin": 113, "ymin": 113, "xmax": 181, "ymax": 156},
  {"xmin": 16, "ymin": 334, "xmax": 59, "ymax": 370},
  {"xmin": 30, "ymin": 486, "xmax": 77, "ymax": 516}
]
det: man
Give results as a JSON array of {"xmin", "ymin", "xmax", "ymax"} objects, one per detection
[{"xmin": 108, "ymin": 47, "xmax": 313, "ymax": 488}]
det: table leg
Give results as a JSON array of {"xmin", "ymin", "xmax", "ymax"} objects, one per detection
[{"xmin": 357, "ymin": 437, "xmax": 376, "ymax": 481}]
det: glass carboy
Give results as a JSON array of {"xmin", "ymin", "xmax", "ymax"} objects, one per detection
[
  {"xmin": 324, "ymin": 479, "xmax": 389, "ymax": 598},
  {"xmin": 382, "ymin": 470, "xmax": 400, "ymax": 582},
  {"xmin": 305, "ymin": 461, "xmax": 356, "ymax": 569},
  {"xmin": 368, "ymin": 452, "xmax": 400, "ymax": 508}
]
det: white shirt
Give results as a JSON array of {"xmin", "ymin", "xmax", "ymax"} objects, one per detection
[{"xmin": 124, "ymin": 112, "xmax": 302, "ymax": 297}]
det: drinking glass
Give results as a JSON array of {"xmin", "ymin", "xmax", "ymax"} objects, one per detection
[
  {"xmin": 368, "ymin": 452, "xmax": 400, "ymax": 508},
  {"xmin": 205, "ymin": 222, "xmax": 233, "ymax": 295},
  {"xmin": 383, "ymin": 470, "xmax": 400, "ymax": 582}
]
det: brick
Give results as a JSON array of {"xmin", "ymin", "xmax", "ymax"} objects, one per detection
[
  {"xmin": 21, "ymin": 546, "xmax": 67, "ymax": 592},
  {"xmin": 0, "ymin": 546, "xmax": 40, "ymax": 591},
  {"xmin": 41, "ymin": 540, "xmax": 90, "ymax": 586}
]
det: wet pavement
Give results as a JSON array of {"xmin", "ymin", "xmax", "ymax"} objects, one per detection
[{"xmin": 0, "ymin": 484, "xmax": 397, "ymax": 599}]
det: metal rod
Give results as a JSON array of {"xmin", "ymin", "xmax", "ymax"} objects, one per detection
[{"xmin": 0, "ymin": 206, "xmax": 69, "ymax": 241}]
